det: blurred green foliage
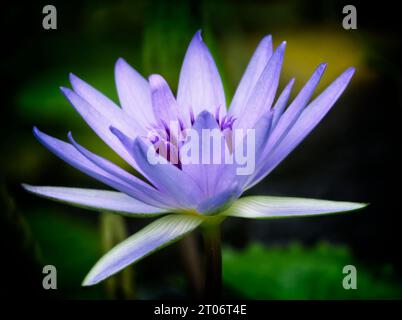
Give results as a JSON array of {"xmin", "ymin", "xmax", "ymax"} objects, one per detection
[
  {"xmin": 25, "ymin": 208, "xmax": 104, "ymax": 299},
  {"xmin": 223, "ymin": 242, "xmax": 402, "ymax": 299}
]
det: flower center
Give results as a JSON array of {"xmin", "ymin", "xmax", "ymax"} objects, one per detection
[{"xmin": 146, "ymin": 106, "xmax": 236, "ymax": 168}]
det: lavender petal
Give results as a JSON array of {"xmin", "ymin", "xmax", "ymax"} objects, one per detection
[
  {"xmin": 234, "ymin": 42, "xmax": 286, "ymax": 130},
  {"xmin": 247, "ymin": 67, "xmax": 355, "ymax": 189},
  {"xmin": 131, "ymin": 137, "xmax": 205, "ymax": 209},
  {"xmin": 229, "ymin": 35, "xmax": 273, "ymax": 117},
  {"xmin": 33, "ymin": 127, "xmax": 173, "ymax": 208},
  {"xmin": 222, "ymin": 195, "xmax": 367, "ymax": 219},
  {"xmin": 22, "ymin": 185, "xmax": 168, "ymax": 215},
  {"xmin": 149, "ymin": 74, "xmax": 186, "ymax": 126},
  {"xmin": 177, "ymin": 30, "xmax": 226, "ymax": 119},
  {"xmin": 83, "ymin": 214, "xmax": 202, "ymax": 286},
  {"xmin": 68, "ymin": 132, "xmax": 177, "ymax": 208},
  {"xmin": 61, "ymin": 87, "xmax": 139, "ymax": 170},
  {"xmin": 115, "ymin": 58, "xmax": 155, "ymax": 129}
]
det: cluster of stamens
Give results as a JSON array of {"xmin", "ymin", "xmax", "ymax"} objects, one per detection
[{"xmin": 146, "ymin": 106, "xmax": 236, "ymax": 169}]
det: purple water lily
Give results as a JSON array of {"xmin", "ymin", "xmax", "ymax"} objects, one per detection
[{"xmin": 23, "ymin": 30, "xmax": 366, "ymax": 288}]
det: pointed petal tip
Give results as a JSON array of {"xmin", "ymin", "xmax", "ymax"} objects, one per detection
[
  {"xmin": 195, "ymin": 29, "xmax": 203, "ymax": 40},
  {"xmin": 69, "ymin": 73, "xmax": 86, "ymax": 92},
  {"xmin": 190, "ymin": 29, "xmax": 205, "ymax": 45},
  {"xmin": 224, "ymin": 196, "xmax": 368, "ymax": 219},
  {"xmin": 319, "ymin": 62, "xmax": 328, "ymax": 70},
  {"xmin": 109, "ymin": 125, "xmax": 120, "ymax": 136},
  {"xmin": 197, "ymin": 109, "xmax": 214, "ymax": 121},
  {"xmin": 109, "ymin": 126, "xmax": 131, "ymax": 146},
  {"xmin": 263, "ymin": 34, "xmax": 272, "ymax": 41},
  {"xmin": 256, "ymin": 34, "xmax": 273, "ymax": 50},
  {"xmin": 68, "ymin": 72, "xmax": 78, "ymax": 82},
  {"xmin": 276, "ymin": 41, "xmax": 287, "ymax": 54},
  {"xmin": 199, "ymin": 109, "xmax": 210, "ymax": 115},
  {"xmin": 115, "ymin": 58, "xmax": 136, "ymax": 78},
  {"xmin": 310, "ymin": 63, "xmax": 327, "ymax": 78},
  {"xmin": 346, "ymin": 66, "xmax": 356, "ymax": 76},
  {"xmin": 21, "ymin": 183, "xmax": 32, "ymax": 192},
  {"xmin": 148, "ymin": 74, "xmax": 165, "ymax": 88},
  {"xmin": 115, "ymin": 57, "xmax": 128, "ymax": 69},
  {"xmin": 21, "ymin": 183, "xmax": 40, "ymax": 195},
  {"xmin": 354, "ymin": 201, "xmax": 369, "ymax": 209},
  {"xmin": 81, "ymin": 274, "xmax": 98, "ymax": 287},
  {"xmin": 81, "ymin": 275, "xmax": 95, "ymax": 286},
  {"xmin": 32, "ymin": 126, "xmax": 45, "ymax": 141},
  {"xmin": 336, "ymin": 67, "xmax": 356, "ymax": 85},
  {"xmin": 21, "ymin": 183, "xmax": 47, "ymax": 196},
  {"xmin": 60, "ymin": 86, "xmax": 73, "ymax": 97},
  {"xmin": 21, "ymin": 183, "xmax": 44, "ymax": 196},
  {"xmin": 148, "ymin": 73, "xmax": 160, "ymax": 80},
  {"xmin": 67, "ymin": 131, "xmax": 74, "ymax": 142}
]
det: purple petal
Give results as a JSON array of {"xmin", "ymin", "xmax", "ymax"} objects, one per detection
[
  {"xmin": 234, "ymin": 42, "xmax": 286, "ymax": 130},
  {"xmin": 149, "ymin": 74, "xmax": 185, "ymax": 126},
  {"xmin": 83, "ymin": 214, "xmax": 202, "ymax": 285},
  {"xmin": 234, "ymin": 110, "xmax": 274, "ymax": 189},
  {"xmin": 114, "ymin": 58, "xmax": 155, "ymax": 129},
  {"xmin": 109, "ymin": 126, "xmax": 133, "ymax": 152},
  {"xmin": 222, "ymin": 195, "xmax": 367, "ymax": 219},
  {"xmin": 197, "ymin": 183, "xmax": 242, "ymax": 215},
  {"xmin": 61, "ymin": 87, "xmax": 139, "ymax": 170},
  {"xmin": 131, "ymin": 137, "xmax": 205, "ymax": 209},
  {"xmin": 68, "ymin": 133, "xmax": 176, "ymax": 208},
  {"xmin": 229, "ymin": 35, "xmax": 273, "ymax": 117},
  {"xmin": 69, "ymin": 73, "xmax": 143, "ymax": 135},
  {"xmin": 177, "ymin": 30, "xmax": 226, "ymax": 119},
  {"xmin": 22, "ymin": 185, "xmax": 168, "ymax": 215},
  {"xmin": 271, "ymin": 78, "xmax": 295, "ymax": 129},
  {"xmin": 181, "ymin": 111, "xmax": 231, "ymax": 197},
  {"xmin": 265, "ymin": 63, "xmax": 327, "ymax": 152},
  {"xmin": 33, "ymin": 127, "xmax": 172, "ymax": 208},
  {"xmin": 248, "ymin": 67, "xmax": 355, "ymax": 189}
]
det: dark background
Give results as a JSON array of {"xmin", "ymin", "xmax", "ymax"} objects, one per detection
[{"xmin": 1, "ymin": 0, "xmax": 401, "ymax": 299}]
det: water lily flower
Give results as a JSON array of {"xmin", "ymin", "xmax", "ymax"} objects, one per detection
[{"xmin": 23, "ymin": 30, "xmax": 366, "ymax": 291}]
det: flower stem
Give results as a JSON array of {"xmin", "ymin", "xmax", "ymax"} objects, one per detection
[
  {"xmin": 179, "ymin": 234, "xmax": 204, "ymax": 298},
  {"xmin": 202, "ymin": 222, "xmax": 222, "ymax": 299}
]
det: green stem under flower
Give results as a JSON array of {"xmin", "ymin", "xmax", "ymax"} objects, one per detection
[{"xmin": 202, "ymin": 222, "xmax": 222, "ymax": 299}]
